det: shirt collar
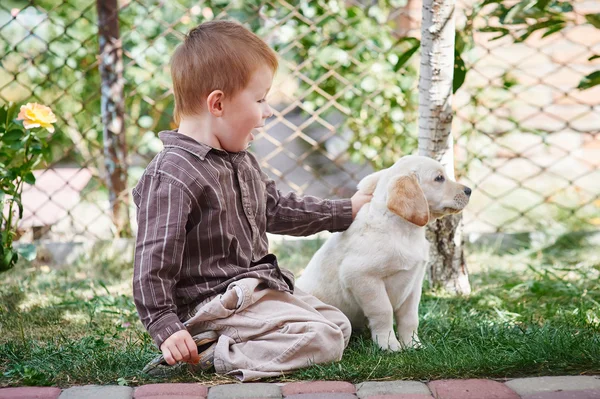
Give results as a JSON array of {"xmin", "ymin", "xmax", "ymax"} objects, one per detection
[{"xmin": 158, "ymin": 130, "xmax": 215, "ymax": 160}]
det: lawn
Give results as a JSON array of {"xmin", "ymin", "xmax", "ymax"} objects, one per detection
[{"xmin": 1, "ymin": 231, "xmax": 599, "ymax": 387}]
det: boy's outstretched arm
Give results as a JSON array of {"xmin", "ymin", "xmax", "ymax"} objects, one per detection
[{"xmin": 261, "ymin": 169, "xmax": 372, "ymax": 236}]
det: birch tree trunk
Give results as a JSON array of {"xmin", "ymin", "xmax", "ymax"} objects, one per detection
[
  {"xmin": 97, "ymin": 0, "xmax": 131, "ymax": 238},
  {"xmin": 418, "ymin": 0, "xmax": 470, "ymax": 295}
]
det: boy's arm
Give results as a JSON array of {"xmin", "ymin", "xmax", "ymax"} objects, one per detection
[
  {"xmin": 261, "ymin": 171, "xmax": 353, "ymax": 236},
  {"xmin": 132, "ymin": 175, "xmax": 191, "ymax": 349}
]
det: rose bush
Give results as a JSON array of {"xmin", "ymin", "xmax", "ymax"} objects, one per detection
[{"xmin": 1, "ymin": 102, "xmax": 55, "ymax": 272}]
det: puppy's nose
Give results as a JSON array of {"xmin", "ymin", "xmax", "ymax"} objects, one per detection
[{"xmin": 464, "ymin": 187, "xmax": 472, "ymax": 197}]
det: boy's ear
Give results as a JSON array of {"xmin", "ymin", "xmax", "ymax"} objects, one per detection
[{"xmin": 207, "ymin": 90, "xmax": 224, "ymax": 117}]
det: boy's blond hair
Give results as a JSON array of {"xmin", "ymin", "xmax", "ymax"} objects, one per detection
[{"xmin": 171, "ymin": 20, "xmax": 278, "ymax": 122}]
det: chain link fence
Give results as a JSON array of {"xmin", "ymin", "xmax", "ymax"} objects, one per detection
[{"xmin": 1, "ymin": 0, "xmax": 599, "ymax": 242}]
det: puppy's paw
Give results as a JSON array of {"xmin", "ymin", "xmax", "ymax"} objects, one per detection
[
  {"xmin": 373, "ymin": 332, "xmax": 402, "ymax": 352},
  {"xmin": 400, "ymin": 335, "xmax": 422, "ymax": 350}
]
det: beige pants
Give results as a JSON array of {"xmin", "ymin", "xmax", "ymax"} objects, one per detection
[{"xmin": 182, "ymin": 278, "xmax": 351, "ymax": 381}]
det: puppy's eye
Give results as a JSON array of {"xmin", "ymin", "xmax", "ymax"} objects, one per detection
[{"xmin": 435, "ymin": 175, "xmax": 445, "ymax": 182}]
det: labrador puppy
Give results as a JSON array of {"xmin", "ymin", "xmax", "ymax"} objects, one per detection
[{"xmin": 296, "ymin": 155, "xmax": 471, "ymax": 351}]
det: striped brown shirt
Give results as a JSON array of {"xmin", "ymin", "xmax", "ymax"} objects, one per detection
[{"xmin": 132, "ymin": 130, "xmax": 353, "ymax": 348}]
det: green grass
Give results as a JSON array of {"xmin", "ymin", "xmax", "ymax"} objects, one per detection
[{"xmin": 1, "ymin": 231, "xmax": 599, "ymax": 387}]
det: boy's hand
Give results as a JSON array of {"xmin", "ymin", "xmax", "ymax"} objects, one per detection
[
  {"xmin": 351, "ymin": 191, "xmax": 373, "ymax": 219},
  {"xmin": 160, "ymin": 330, "xmax": 200, "ymax": 365}
]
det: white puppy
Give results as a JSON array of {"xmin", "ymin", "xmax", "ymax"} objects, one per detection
[{"xmin": 296, "ymin": 155, "xmax": 471, "ymax": 351}]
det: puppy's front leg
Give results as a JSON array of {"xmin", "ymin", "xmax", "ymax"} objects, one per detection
[
  {"xmin": 347, "ymin": 277, "xmax": 402, "ymax": 351},
  {"xmin": 395, "ymin": 289, "xmax": 422, "ymax": 349}
]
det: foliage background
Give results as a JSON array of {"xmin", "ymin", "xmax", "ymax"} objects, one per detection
[{"xmin": 0, "ymin": 0, "xmax": 599, "ymax": 241}]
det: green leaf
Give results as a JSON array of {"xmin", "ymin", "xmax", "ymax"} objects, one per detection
[
  {"xmin": 42, "ymin": 148, "xmax": 53, "ymax": 164},
  {"xmin": 1, "ymin": 248, "xmax": 16, "ymax": 272},
  {"xmin": 1, "ymin": 129, "xmax": 24, "ymax": 142},
  {"xmin": 577, "ymin": 70, "xmax": 600, "ymax": 90},
  {"xmin": 557, "ymin": 2, "xmax": 573, "ymax": 12},
  {"xmin": 393, "ymin": 38, "xmax": 420, "ymax": 72},
  {"xmin": 589, "ymin": 55, "xmax": 600, "ymax": 61},
  {"xmin": 505, "ymin": 0, "xmax": 537, "ymax": 23},
  {"xmin": 585, "ymin": 14, "xmax": 600, "ymax": 29},
  {"xmin": 455, "ymin": 29, "xmax": 471, "ymax": 54},
  {"xmin": 516, "ymin": 18, "xmax": 565, "ymax": 42},
  {"xmin": 479, "ymin": 26, "xmax": 510, "ymax": 41},
  {"xmin": 23, "ymin": 172, "xmax": 36, "ymax": 185},
  {"xmin": 501, "ymin": 73, "xmax": 519, "ymax": 89},
  {"xmin": 1, "ymin": 180, "xmax": 16, "ymax": 194},
  {"xmin": 534, "ymin": 0, "xmax": 551, "ymax": 11},
  {"xmin": 9, "ymin": 141, "xmax": 23, "ymax": 150},
  {"xmin": 34, "ymin": 129, "xmax": 50, "ymax": 140},
  {"xmin": 541, "ymin": 22, "xmax": 566, "ymax": 38},
  {"xmin": 16, "ymin": 244, "xmax": 37, "ymax": 261},
  {"xmin": 0, "ymin": 104, "xmax": 7, "ymax": 125},
  {"xmin": 6, "ymin": 103, "xmax": 18, "ymax": 124},
  {"xmin": 453, "ymin": 51, "xmax": 467, "ymax": 93}
]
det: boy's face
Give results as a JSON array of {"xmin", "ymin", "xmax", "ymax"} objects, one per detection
[{"xmin": 218, "ymin": 64, "xmax": 274, "ymax": 152}]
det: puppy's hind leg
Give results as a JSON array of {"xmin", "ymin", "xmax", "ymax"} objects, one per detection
[{"xmin": 347, "ymin": 277, "xmax": 402, "ymax": 351}]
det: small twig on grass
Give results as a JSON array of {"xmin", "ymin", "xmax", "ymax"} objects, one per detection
[
  {"xmin": 17, "ymin": 315, "xmax": 27, "ymax": 352},
  {"xmin": 365, "ymin": 355, "xmax": 383, "ymax": 380}
]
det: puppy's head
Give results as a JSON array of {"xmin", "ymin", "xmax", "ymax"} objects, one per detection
[{"xmin": 357, "ymin": 155, "xmax": 471, "ymax": 226}]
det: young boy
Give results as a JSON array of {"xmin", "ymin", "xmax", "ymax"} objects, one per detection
[{"xmin": 132, "ymin": 20, "xmax": 372, "ymax": 381}]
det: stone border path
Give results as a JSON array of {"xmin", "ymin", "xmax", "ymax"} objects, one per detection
[{"xmin": 1, "ymin": 376, "xmax": 599, "ymax": 399}]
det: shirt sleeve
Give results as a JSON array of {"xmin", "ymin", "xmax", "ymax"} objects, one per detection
[
  {"xmin": 132, "ymin": 174, "xmax": 190, "ymax": 349},
  {"xmin": 261, "ymin": 171, "xmax": 353, "ymax": 236}
]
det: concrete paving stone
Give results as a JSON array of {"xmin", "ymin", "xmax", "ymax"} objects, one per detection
[
  {"xmin": 58, "ymin": 385, "xmax": 133, "ymax": 399},
  {"xmin": 207, "ymin": 383, "xmax": 282, "ymax": 399},
  {"xmin": 428, "ymin": 379, "xmax": 520, "ymax": 399},
  {"xmin": 522, "ymin": 389, "xmax": 600, "ymax": 399},
  {"xmin": 133, "ymin": 383, "xmax": 208, "ymax": 398},
  {"xmin": 356, "ymin": 382, "xmax": 431, "ymax": 398},
  {"xmin": 364, "ymin": 395, "xmax": 433, "ymax": 399},
  {"xmin": 506, "ymin": 376, "xmax": 600, "ymax": 396},
  {"xmin": 0, "ymin": 387, "xmax": 62, "ymax": 399},
  {"xmin": 284, "ymin": 394, "xmax": 357, "ymax": 399},
  {"xmin": 282, "ymin": 382, "xmax": 356, "ymax": 396}
]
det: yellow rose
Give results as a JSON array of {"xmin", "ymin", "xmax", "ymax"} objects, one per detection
[{"xmin": 17, "ymin": 102, "xmax": 57, "ymax": 133}]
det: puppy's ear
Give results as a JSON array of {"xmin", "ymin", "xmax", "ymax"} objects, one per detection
[
  {"xmin": 387, "ymin": 174, "xmax": 430, "ymax": 227},
  {"xmin": 357, "ymin": 170, "xmax": 384, "ymax": 195}
]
